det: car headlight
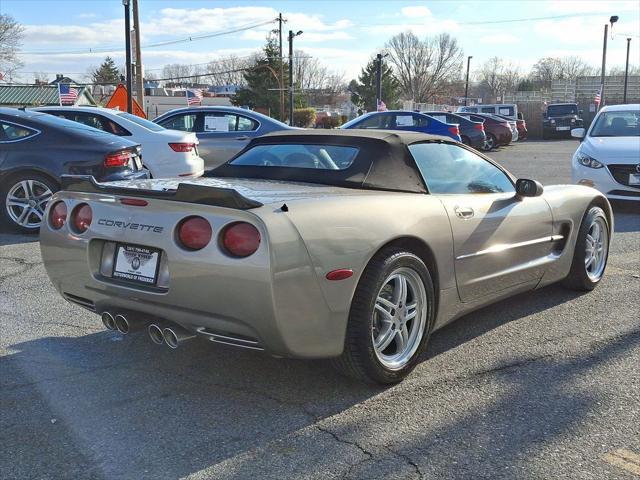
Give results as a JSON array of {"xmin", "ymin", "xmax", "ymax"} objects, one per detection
[
  {"xmin": 550, "ymin": 119, "xmax": 556, "ymax": 124},
  {"xmin": 576, "ymin": 153, "xmax": 604, "ymax": 169},
  {"xmin": 571, "ymin": 118, "xmax": 576, "ymax": 123}
]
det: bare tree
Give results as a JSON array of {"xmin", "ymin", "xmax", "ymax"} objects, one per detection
[
  {"xmin": 557, "ymin": 56, "xmax": 596, "ymax": 80},
  {"xmin": 293, "ymin": 50, "xmax": 329, "ymax": 91},
  {"xmin": 0, "ymin": 14, "xmax": 24, "ymax": 81},
  {"xmin": 161, "ymin": 64, "xmax": 193, "ymax": 85},
  {"xmin": 385, "ymin": 32, "xmax": 463, "ymax": 102},
  {"xmin": 33, "ymin": 72, "xmax": 49, "ymax": 84},
  {"xmin": 530, "ymin": 57, "xmax": 562, "ymax": 87},
  {"xmin": 206, "ymin": 55, "xmax": 249, "ymax": 86}
]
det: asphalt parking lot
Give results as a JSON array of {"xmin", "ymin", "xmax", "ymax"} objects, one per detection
[{"xmin": 1, "ymin": 139, "xmax": 639, "ymax": 480}]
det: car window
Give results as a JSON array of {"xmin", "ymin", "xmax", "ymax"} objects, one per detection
[
  {"xmin": 0, "ymin": 121, "xmax": 38, "ymax": 142},
  {"xmin": 428, "ymin": 113, "xmax": 448, "ymax": 124},
  {"xmin": 236, "ymin": 115, "xmax": 258, "ymax": 131},
  {"xmin": 409, "ymin": 142, "xmax": 514, "ymax": 194},
  {"xmin": 202, "ymin": 113, "xmax": 238, "ymax": 132},
  {"xmin": 159, "ymin": 113, "xmax": 197, "ymax": 132},
  {"xmin": 354, "ymin": 113, "xmax": 393, "ymax": 129},
  {"xmin": 481, "ymin": 107, "xmax": 495, "ymax": 114},
  {"xmin": 117, "ymin": 112, "xmax": 164, "ymax": 132},
  {"xmin": 498, "ymin": 106, "xmax": 514, "ymax": 116},
  {"xmin": 230, "ymin": 144, "xmax": 358, "ymax": 170},
  {"xmin": 590, "ymin": 110, "xmax": 640, "ymax": 137},
  {"xmin": 73, "ymin": 113, "xmax": 130, "ymax": 136}
]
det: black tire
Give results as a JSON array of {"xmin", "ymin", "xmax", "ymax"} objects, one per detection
[
  {"xmin": 0, "ymin": 172, "xmax": 58, "ymax": 234},
  {"xmin": 332, "ymin": 247, "xmax": 435, "ymax": 384},
  {"xmin": 562, "ymin": 206, "xmax": 610, "ymax": 291}
]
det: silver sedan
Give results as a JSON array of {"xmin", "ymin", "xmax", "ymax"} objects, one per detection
[{"xmin": 154, "ymin": 106, "xmax": 293, "ymax": 169}]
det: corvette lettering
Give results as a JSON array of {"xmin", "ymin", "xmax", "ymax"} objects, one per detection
[{"xmin": 98, "ymin": 219, "xmax": 163, "ymax": 233}]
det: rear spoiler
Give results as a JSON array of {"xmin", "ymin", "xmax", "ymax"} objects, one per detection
[{"xmin": 60, "ymin": 175, "xmax": 263, "ymax": 210}]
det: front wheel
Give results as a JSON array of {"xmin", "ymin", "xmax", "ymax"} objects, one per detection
[
  {"xmin": 332, "ymin": 248, "xmax": 435, "ymax": 384},
  {"xmin": 563, "ymin": 206, "xmax": 610, "ymax": 291}
]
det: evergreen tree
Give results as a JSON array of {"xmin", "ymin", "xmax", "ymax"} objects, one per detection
[
  {"xmin": 232, "ymin": 36, "xmax": 290, "ymax": 120},
  {"xmin": 91, "ymin": 57, "xmax": 120, "ymax": 84},
  {"xmin": 350, "ymin": 59, "xmax": 400, "ymax": 111}
]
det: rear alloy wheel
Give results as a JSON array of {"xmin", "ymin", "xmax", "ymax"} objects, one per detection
[
  {"xmin": 1, "ymin": 174, "xmax": 57, "ymax": 233},
  {"xmin": 563, "ymin": 206, "xmax": 610, "ymax": 291},
  {"xmin": 332, "ymin": 248, "xmax": 434, "ymax": 384},
  {"xmin": 482, "ymin": 133, "xmax": 496, "ymax": 151}
]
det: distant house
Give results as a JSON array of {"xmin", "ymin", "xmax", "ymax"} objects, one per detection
[
  {"xmin": 49, "ymin": 74, "xmax": 79, "ymax": 85},
  {"xmin": 0, "ymin": 84, "xmax": 96, "ymax": 107}
]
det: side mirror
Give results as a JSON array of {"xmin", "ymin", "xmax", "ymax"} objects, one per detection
[
  {"xmin": 578, "ymin": 110, "xmax": 583, "ymax": 115},
  {"xmin": 571, "ymin": 128, "xmax": 585, "ymax": 140},
  {"xmin": 516, "ymin": 179, "xmax": 544, "ymax": 197}
]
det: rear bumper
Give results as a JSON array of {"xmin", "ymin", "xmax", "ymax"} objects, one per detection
[
  {"xmin": 39, "ymin": 195, "xmax": 347, "ymax": 359},
  {"xmin": 99, "ymin": 170, "xmax": 150, "ymax": 182}
]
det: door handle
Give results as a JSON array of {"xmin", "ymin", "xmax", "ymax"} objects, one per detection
[
  {"xmin": 235, "ymin": 135, "xmax": 249, "ymax": 141},
  {"xmin": 454, "ymin": 206, "xmax": 474, "ymax": 219}
]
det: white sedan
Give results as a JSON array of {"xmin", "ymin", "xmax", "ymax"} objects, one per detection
[
  {"xmin": 35, "ymin": 107, "xmax": 204, "ymax": 178},
  {"xmin": 571, "ymin": 104, "xmax": 640, "ymax": 202}
]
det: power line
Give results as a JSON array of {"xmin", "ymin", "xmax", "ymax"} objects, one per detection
[{"xmin": 21, "ymin": 19, "xmax": 276, "ymax": 55}]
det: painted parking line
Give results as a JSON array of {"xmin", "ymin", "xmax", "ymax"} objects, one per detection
[{"xmin": 603, "ymin": 449, "xmax": 640, "ymax": 476}]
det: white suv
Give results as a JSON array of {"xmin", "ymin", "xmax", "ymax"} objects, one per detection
[{"xmin": 571, "ymin": 104, "xmax": 640, "ymax": 202}]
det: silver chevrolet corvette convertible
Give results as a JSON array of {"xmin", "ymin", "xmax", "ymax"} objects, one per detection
[{"xmin": 40, "ymin": 130, "xmax": 612, "ymax": 384}]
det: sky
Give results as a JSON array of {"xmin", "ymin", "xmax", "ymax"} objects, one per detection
[{"xmin": 2, "ymin": 0, "xmax": 640, "ymax": 83}]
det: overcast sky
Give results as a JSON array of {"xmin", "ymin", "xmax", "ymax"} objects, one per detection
[{"xmin": 3, "ymin": 0, "xmax": 640, "ymax": 83}]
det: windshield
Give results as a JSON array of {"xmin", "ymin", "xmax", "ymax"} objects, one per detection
[
  {"xmin": 229, "ymin": 144, "xmax": 358, "ymax": 170},
  {"xmin": 590, "ymin": 110, "xmax": 640, "ymax": 137},
  {"xmin": 117, "ymin": 112, "xmax": 165, "ymax": 131},
  {"xmin": 547, "ymin": 105, "xmax": 578, "ymax": 116}
]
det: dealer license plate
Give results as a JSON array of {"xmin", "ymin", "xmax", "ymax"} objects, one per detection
[
  {"xmin": 133, "ymin": 156, "xmax": 143, "ymax": 170},
  {"xmin": 556, "ymin": 126, "xmax": 570, "ymax": 131},
  {"xmin": 113, "ymin": 244, "xmax": 160, "ymax": 285},
  {"xmin": 629, "ymin": 174, "xmax": 640, "ymax": 185}
]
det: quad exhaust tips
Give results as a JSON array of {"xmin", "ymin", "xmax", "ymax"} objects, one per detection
[{"xmin": 147, "ymin": 322, "xmax": 196, "ymax": 348}]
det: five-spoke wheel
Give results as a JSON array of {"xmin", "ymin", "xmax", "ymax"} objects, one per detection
[{"xmin": 1, "ymin": 174, "xmax": 57, "ymax": 233}]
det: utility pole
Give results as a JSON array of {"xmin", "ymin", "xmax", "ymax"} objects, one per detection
[
  {"xmin": 375, "ymin": 53, "xmax": 382, "ymax": 111},
  {"xmin": 623, "ymin": 37, "xmax": 631, "ymax": 103},
  {"xmin": 132, "ymin": 0, "xmax": 144, "ymax": 108},
  {"xmin": 123, "ymin": 0, "xmax": 132, "ymax": 113},
  {"xmin": 464, "ymin": 56, "xmax": 472, "ymax": 106},
  {"xmin": 278, "ymin": 13, "xmax": 285, "ymax": 121},
  {"xmin": 288, "ymin": 30, "xmax": 302, "ymax": 125},
  {"xmin": 599, "ymin": 24, "xmax": 608, "ymax": 109}
]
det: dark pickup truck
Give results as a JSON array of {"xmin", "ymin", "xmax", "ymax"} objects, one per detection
[{"xmin": 542, "ymin": 103, "xmax": 583, "ymax": 139}]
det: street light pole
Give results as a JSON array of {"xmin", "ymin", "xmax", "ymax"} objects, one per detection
[
  {"xmin": 288, "ymin": 30, "xmax": 302, "ymax": 125},
  {"xmin": 123, "ymin": 0, "xmax": 133, "ymax": 114},
  {"xmin": 375, "ymin": 53, "xmax": 382, "ymax": 111},
  {"xmin": 623, "ymin": 37, "xmax": 631, "ymax": 103},
  {"xmin": 599, "ymin": 23, "xmax": 608, "ymax": 109},
  {"xmin": 464, "ymin": 56, "xmax": 472, "ymax": 106}
]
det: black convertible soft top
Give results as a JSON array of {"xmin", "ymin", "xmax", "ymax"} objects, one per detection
[{"xmin": 208, "ymin": 130, "xmax": 454, "ymax": 194}]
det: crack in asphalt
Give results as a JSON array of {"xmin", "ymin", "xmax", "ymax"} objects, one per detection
[
  {"xmin": 314, "ymin": 424, "xmax": 374, "ymax": 480},
  {"xmin": 0, "ymin": 255, "xmax": 43, "ymax": 285},
  {"xmin": 381, "ymin": 444, "xmax": 424, "ymax": 479}
]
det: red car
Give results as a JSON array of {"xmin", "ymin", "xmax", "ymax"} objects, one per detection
[
  {"xmin": 457, "ymin": 113, "xmax": 513, "ymax": 150},
  {"xmin": 495, "ymin": 113, "xmax": 528, "ymax": 141}
]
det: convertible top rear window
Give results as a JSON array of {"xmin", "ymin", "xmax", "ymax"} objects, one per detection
[{"xmin": 229, "ymin": 144, "xmax": 358, "ymax": 170}]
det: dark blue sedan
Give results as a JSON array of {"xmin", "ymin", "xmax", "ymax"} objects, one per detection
[{"xmin": 341, "ymin": 110, "xmax": 462, "ymax": 142}]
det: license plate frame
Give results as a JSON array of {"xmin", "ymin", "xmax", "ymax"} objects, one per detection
[
  {"xmin": 556, "ymin": 126, "xmax": 570, "ymax": 131},
  {"xmin": 629, "ymin": 173, "xmax": 640, "ymax": 185},
  {"xmin": 112, "ymin": 243, "xmax": 161, "ymax": 286}
]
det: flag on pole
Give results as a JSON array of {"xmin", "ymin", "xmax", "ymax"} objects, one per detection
[
  {"xmin": 58, "ymin": 84, "xmax": 79, "ymax": 105},
  {"xmin": 594, "ymin": 85, "xmax": 602, "ymax": 105},
  {"xmin": 186, "ymin": 88, "xmax": 203, "ymax": 106},
  {"xmin": 377, "ymin": 98, "xmax": 387, "ymax": 112}
]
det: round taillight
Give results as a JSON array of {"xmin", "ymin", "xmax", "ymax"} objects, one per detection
[
  {"xmin": 72, "ymin": 203, "xmax": 92, "ymax": 233},
  {"xmin": 221, "ymin": 222, "xmax": 260, "ymax": 258},
  {"xmin": 49, "ymin": 201, "xmax": 67, "ymax": 229},
  {"xmin": 177, "ymin": 216, "xmax": 212, "ymax": 251}
]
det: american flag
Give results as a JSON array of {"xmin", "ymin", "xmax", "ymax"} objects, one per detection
[
  {"xmin": 186, "ymin": 88, "xmax": 203, "ymax": 105},
  {"xmin": 58, "ymin": 84, "xmax": 78, "ymax": 105},
  {"xmin": 377, "ymin": 98, "xmax": 387, "ymax": 112},
  {"xmin": 594, "ymin": 85, "xmax": 602, "ymax": 105}
]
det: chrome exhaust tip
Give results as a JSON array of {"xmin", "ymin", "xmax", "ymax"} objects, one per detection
[
  {"xmin": 163, "ymin": 326, "xmax": 196, "ymax": 349},
  {"xmin": 114, "ymin": 314, "xmax": 130, "ymax": 334},
  {"xmin": 148, "ymin": 323, "xmax": 165, "ymax": 345},
  {"xmin": 101, "ymin": 312, "xmax": 116, "ymax": 331}
]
